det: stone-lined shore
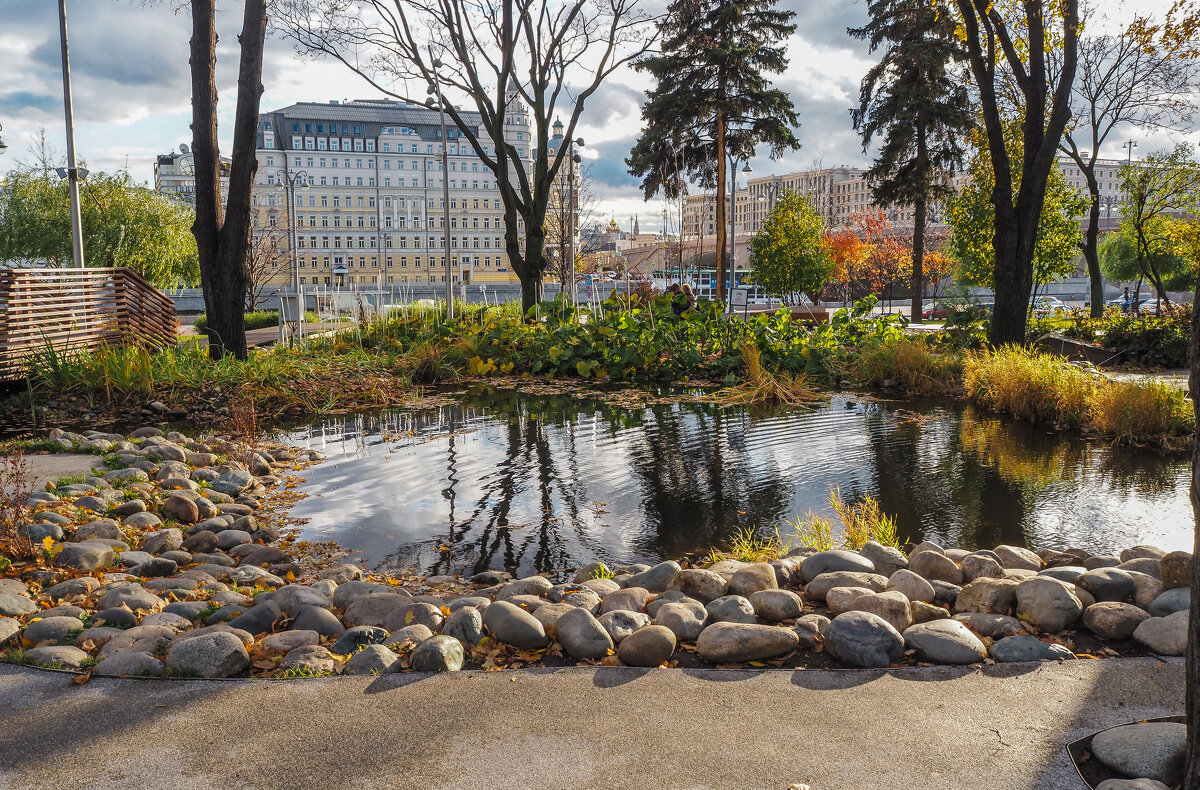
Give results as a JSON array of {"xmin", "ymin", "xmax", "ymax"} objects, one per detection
[{"xmin": 0, "ymin": 426, "xmax": 1192, "ymax": 685}]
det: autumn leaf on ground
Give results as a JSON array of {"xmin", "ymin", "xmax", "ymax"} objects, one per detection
[{"xmin": 71, "ymin": 672, "xmax": 91, "ymax": 686}]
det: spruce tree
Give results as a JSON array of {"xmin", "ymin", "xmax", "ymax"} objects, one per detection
[
  {"xmin": 626, "ymin": 0, "xmax": 800, "ymax": 302},
  {"xmin": 849, "ymin": 0, "xmax": 972, "ymax": 323}
]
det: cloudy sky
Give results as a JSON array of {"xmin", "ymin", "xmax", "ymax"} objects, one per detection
[{"xmin": 0, "ymin": 0, "xmax": 1193, "ymax": 233}]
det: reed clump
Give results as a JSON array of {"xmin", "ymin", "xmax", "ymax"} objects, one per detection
[
  {"xmin": 1091, "ymin": 378, "xmax": 1193, "ymax": 444},
  {"xmin": 962, "ymin": 345, "xmax": 1097, "ymax": 428},
  {"xmin": 705, "ymin": 345, "xmax": 818, "ymax": 406}
]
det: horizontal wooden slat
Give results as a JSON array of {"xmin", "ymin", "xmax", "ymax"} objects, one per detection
[{"xmin": 0, "ymin": 267, "xmax": 178, "ymax": 380}]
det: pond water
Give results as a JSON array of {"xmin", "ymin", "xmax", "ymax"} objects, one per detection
[{"xmin": 285, "ymin": 387, "xmax": 1193, "ymax": 578}]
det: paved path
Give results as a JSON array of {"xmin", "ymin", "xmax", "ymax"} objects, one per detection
[
  {"xmin": 3, "ymin": 454, "xmax": 102, "ymax": 498},
  {"xmin": 0, "ymin": 657, "xmax": 1183, "ymax": 790}
]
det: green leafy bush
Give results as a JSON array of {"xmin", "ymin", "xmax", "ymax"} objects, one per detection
[{"xmin": 1062, "ymin": 305, "xmax": 1190, "ymax": 368}]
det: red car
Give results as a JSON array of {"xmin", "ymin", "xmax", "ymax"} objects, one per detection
[{"xmin": 921, "ymin": 305, "xmax": 950, "ymax": 320}]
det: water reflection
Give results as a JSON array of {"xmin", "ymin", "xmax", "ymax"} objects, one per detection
[{"xmin": 286, "ymin": 388, "xmax": 1192, "ymax": 577}]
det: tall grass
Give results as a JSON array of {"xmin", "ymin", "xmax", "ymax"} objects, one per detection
[
  {"xmin": 962, "ymin": 346, "xmax": 1097, "ymax": 428},
  {"xmin": 782, "ymin": 487, "xmax": 902, "ymax": 552},
  {"xmin": 846, "ymin": 336, "xmax": 963, "ymax": 395},
  {"xmin": 1091, "ymin": 379, "xmax": 1193, "ymax": 443}
]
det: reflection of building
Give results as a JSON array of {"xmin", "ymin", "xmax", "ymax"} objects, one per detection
[
  {"xmin": 252, "ymin": 91, "xmax": 530, "ymax": 287},
  {"xmin": 153, "ymin": 146, "xmax": 230, "ymax": 205}
]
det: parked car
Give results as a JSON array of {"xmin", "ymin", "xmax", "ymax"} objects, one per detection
[
  {"xmin": 921, "ymin": 304, "xmax": 951, "ymax": 320},
  {"xmin": 1032, "ymin": 296, "xmax": 1067, "ymax": 316}
]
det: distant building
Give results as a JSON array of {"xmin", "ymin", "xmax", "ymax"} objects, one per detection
[{"xmin": 153, "ymin": 147, "xmax": 230, "ymax": 205}]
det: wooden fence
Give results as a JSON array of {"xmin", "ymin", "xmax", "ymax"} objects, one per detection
[{"xmin": 0, "ymin": 267, "xmax": 178, "ymax": 381}]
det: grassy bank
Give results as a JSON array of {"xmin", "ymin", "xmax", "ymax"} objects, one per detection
[{"xmin": 20, "ymin": 293, "xmax": 1192, "ymax": 446}]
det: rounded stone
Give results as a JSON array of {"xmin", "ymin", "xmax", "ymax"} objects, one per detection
[
  {"xmin": 292, "ymin": 605, "xmax": 345, "ymax": 637},
  {"xmin": 342, "ymin": 644, "xmax": 399, "ymax": 675},
  {"xmin": 0, "ymin": 593, "xmax": 37, "ymax": 618},
  {"xmin": 1014, "ymin": 576, "xmax": 1083, "ymax": 633},
  {"xmin": 960, "ymin": 553, "xmax": 1006, "ymax": 582},
  {"xmin": 442, "ymin": 606, "xmax": 485, "ymax": 646},
  {"xmin": 695, "ymin": 622, "xmax": 799, "ymax": 663},
  {"xmin": 93, "ymin": 651, "xmax": 165, "ymax": 677},
  {"xmin": 281, "ymin": 645, "xmax": 335, "ymax": 674},
  {"xmin": 25, "ymin": 645, "xmax": 90, "ymax": 669},
  {"xmin": 993, "ymin": 544, "xmax": 1043, "ymax": 571},
  {"xmin": 1148, "ymin": 588, "xmax": 1189, "ymax": 618},
  {"xmin": 748, "ymin": 589, "xmax": 804, "ymax": 621},
  {"xmin": 624, "ymin": 561, "xmax": 681, "ymax": 593},
  {"xmin": 1159, "ymin": 552, "xmax": 1191, "ymax": 590},
  {"xmin": 381, "ymin": 602, "xmax": 444, "ymax": 634},
  {"xmin": 1120, "ymin": 545, "xmax": 1166, "ymax": 562},
  {"xmin": 794, "ymin": 613, "xmax": 831, "ymax": 649},
  {"xmin": 496, "ymin": 576, "xmax": 553, "ymax": 600},
  {"xmin": 617, "ymin": 624, "xmax": 676, "ymax": 667},
  {"xmin": 342, "ymin": 593, "xmax": 414, "ymax": 627},
  {"xmin": 908, "ymin": 551, "xmax": 963, "ymax": 585},
  {"xmin": 858, "ymin": 541, "xmax": 907, "ymax": 577},
  {"xmin": 953, "ymin": 577, "xmax": 1018, "ymax": 615},
  {"xmin": 1076, "ymin": 568, "xmax": 1137, "ymax": 602},
  {"xmin": 409, "ymin": 635, "xmax": 464, "ymax": 672},
  {"xmin": 96, "ymin": 584, "xmax": 164, "ymax": 613},
  {"xmin": 330, "ymin": 625, "xmax": 388, "ymax": 655},
  {"xmin": 555, "ymin": 607, "xmax": 614, "ymax": 659},
  {"xmin": 482, "ymin": 600, "xmax": 548, "ymax": 650},
  {"xmin": 1132, "ymin": 611, "xmax": 1188, "ymax": 656},
  {"xmin": 727, "ymin": 563, "xmax": 779, "ymax": 597},
  {"xmin": 1082, "ymin": 602, "xmax": 1151, "ymax": 640},
  {"xmin": 1038, "ymin": 566, "xmax": 1087, "ymax": 583},
  {"xmin": 826, "ymin": 586, "xmax": 875, "ymax": 616},
  {"xmin": 988, "ymin": 634, "xmax": 1076, "ymax": 662},
  {"xmin": 848, "ymin": 590, "xmax": 913, "ymax": 633},
  {"xmin": 165, "ymin": 631, "xmax": 249, "ymax": 677},
  {"xmin": 597, "ymin": 610, "xmax": 651, "ymax": 644},
  {"xmin": 532, "ymin": 602, "xmax": 578, "ymax": 638},
  {"xmin": 1090, "ymin": 722, "xmax": 1186, "ymax": 785},
  {"xmin": 953, "ymin": 612, "xmax": 1025, "ymax": 639},
  {"xmin": 800, "ymin": 550, "xmax": 875, "ymax": 583},
  {"xmin": 23, "ymin": 616, "xmax": 84, "ymax": 646},
  {"xmin": 652, "ymin": 601, "xmax": 708, "ymax": 642},
  {"xmin": 665, "ymin": 569, "xmax": 728, "ymax": 604},
  {"xmin": 1095, "ymin": 780, "xmax": 1171, "ymax": 790},
  {"xmin": 886, "ymin": 569, "xmax": 936, "ymax": 603},
  {"xmin": 600, "ymin": 586, "xmax": 654, "ymax": 614},
  {"xmin": 803, "ymin": 571, "xmax": 888, "ymax": 602},
  {"xmin": 824, "ymin": 611, "xmax": 905, "ymax": 668},
  {"xmin": 903, "ymin": 619, "xmax": 987, "ymax": 664},
  {"xmin": 705, "ymin": 595, "xmax": 757, "ymax": 625},
  {"xmin": 162, "ymin": 494, "xmax": 200, "ymax": 525},
  {"xmin": 261, "ymin": 630, "xmax": 320, "ymax": 652}
]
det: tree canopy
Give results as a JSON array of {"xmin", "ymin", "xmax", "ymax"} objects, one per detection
[
  {"xmin": 747, "ymin": 190, "xmax": 833, "ymax": 299},
  {"xmin": 948, "ymin": 126, "xmax": 1086, "ymax": 291},
  {"xmin": 0, "ymin": 167, "xmax": 199, "ymax": 287},
  {"xmin": 1118, "ymin": 144, "xmax": 1200, "ymax": 304}
]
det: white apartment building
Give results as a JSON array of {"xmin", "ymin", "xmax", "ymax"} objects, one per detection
[
  {"xmin": 251, "ymin": 90, "xmax": 531, "ymax": 287},
  {"xmin": 153, "ymin": 147, "xmax": 230, "ymax": 205}
]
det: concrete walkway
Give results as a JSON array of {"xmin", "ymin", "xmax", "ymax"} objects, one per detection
[
  {"xmin": 3, "ymin": 454, "xmax": 102, "ymax": 498},
  {"xmin": 0, "ymin": 657, "xmax": 1183, "ymax": 790}
]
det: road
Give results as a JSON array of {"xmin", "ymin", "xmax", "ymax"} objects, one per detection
[{"xmin": 0, "ymin": 657, "xmax": 1183, "ymax": 790}]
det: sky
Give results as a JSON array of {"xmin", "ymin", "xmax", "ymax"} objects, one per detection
[{"xmin": 0, "ymin": 0, "xmax": 1194, "ymax": 233}]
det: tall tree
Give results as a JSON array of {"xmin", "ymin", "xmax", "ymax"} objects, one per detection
[
  {"xmin": 189, "ymin": 0, "xmax": 268, "ymax": 359},
  {"xmin": 1118, "ymin": 144, "xmax": 1200, "ymax": 311},
  {"xmin": 952, "ymin": 0, "xmax": 1080, "ymax": 345},
  {"xmin": 626, "ymin": 0, "xmax": 800, "ymax": 302},
  {"xmin": 747, "ymin": 190, "xmax": 833, "ymax": 301},
  {"xmin": 545, "ymin": 162, "xmax": 597, "ymax": 291},
  {"xmin": 1061, "ymin": 9, "xmax": 1200, "ymax": 318},
  {"xmin": 276, "ymin": 0, "xmax": 654, "ymax": 315},
  {"xmin": 948, "ymin": 125, "xmax": 1086, "ymax": 301},
  {"xmin": 849, "ymin": 0, "xmax": 973, "ymax": 323}
]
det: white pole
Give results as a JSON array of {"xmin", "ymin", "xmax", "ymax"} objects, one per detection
[{"xmin": 58, "ymin": 0, "xmax": 84, "ymax": 270}]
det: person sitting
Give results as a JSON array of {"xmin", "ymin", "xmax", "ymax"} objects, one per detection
[{"xmin": 681, "ymin": 283, "xmax": 696, "ymax": 312}]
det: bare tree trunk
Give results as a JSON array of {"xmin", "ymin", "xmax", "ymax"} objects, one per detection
[
  {"xmin": 911, "ymin": 192, "xmax": 926, "ymax": 323},
  {"xmin": 1187, "ymin": 269, "xmax": 1200, "ymax": 788},
  {"xmin": 1082, "ymin": 173, "xmax": 1105, "ymax": 318},
  {"xmin": 715, "ymin": 112, "xmax": 727, "ymax": 303},
  {"xmin": 189, "ymin": 0, "xmax": 265, "ymax": 360}
]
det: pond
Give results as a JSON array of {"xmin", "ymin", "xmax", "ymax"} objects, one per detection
[{"xmin": 285, "ymin": 387, "xmax": 1193, "ymax": 579}]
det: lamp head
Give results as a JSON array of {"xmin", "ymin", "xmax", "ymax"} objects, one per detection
[{"xmin": 742, "ymin": 163, "xmax": 753, "ymax": 173}]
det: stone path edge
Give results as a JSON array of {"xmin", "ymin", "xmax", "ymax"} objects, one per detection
[{"xmin": 5, "ymin": 653, "xmax": 1183, "ymax": 683}]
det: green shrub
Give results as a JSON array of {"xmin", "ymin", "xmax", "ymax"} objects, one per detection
[
  {"xmin": 1062, "ymin": 304, "xmax": 1190, "ymax": 367},
  {"xmin": 194, "ymin": 310, "xmax": 320, "ymax": 332}
]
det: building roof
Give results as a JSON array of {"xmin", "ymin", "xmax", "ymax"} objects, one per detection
[{"xmin": 264, "ymin": 100, "xmax": 485, "ymax": 127}]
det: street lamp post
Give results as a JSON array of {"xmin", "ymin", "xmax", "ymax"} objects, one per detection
[
  {"xmin": 428, "ymin": 60, "xmax": 454, "ymax": 321},
  {"xmin": 728, "ymin": 160, "xmax": 752, "ymax": 310},
  {"xmin": 58, "ymin": 0, "xmax": 84, "ymax": 269},
  {"xmin": 1124, "ymin": 139, "xmax": 1138, "ymax": 165},
  {"xmin": 275, "ymin": 168, "xmax": 308, "ymax": 342},
  {"xmin": 569, "ymin": 138, "xmax": 583, "ymax": 308}
]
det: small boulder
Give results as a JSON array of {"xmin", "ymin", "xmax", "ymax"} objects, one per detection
[
  {"xmin": 954, "ymin": 577, "xmax": 1018, "ymax": 615},
  {"xmin": 1090, "ymin": 722, "xmax": 1186, "ymax": 786},
  {"xmin": 908, "ymin": 551, "xmax": 963, "ymax": 585},
  {"xmin": 994, "ymin": 544, "xmax": 1043, "ymax": 571},
  {"xmin": 800, "ymin": 550, "xmax": 875, "ymax": 583},
  {"xmin": 409, "ymin": 635, "xmax": 464, "ymax": 672},
  {"xmin": 1082, "ymin": 602, "xmax": 1151, "ymax": 640},
  {"xmin": 886, "ymin": 569, "xmax": 936, "ymax": 603},
  {"xmin": 666, "ymin": 569, "xmax": 728, "ymax": 603},
  {"xmin": 442, "ymin": 607, "xmax": 485, "ymax": 646},
  {"xmin": 705, "ymin": 595, "xmax": 758, "ymax": 625},
  {"xmin": 849, "ymin": 590, "xmax": 913, "ymax": 633},
  {"xmin": 555, "ymin": 608, "xmax": 615, "ymax": 659},
  {"xmin": 624, "ymin": 561, "xmax": 681, "ymax": 593},
  {"xmin": 1159, "ymin": 552, "xmax": 1191, "ymax": 590},
  {"xmin": 1076, "ymin": 568, "xmax": 1136, "ymax": 603},
  {"xmin": 695, "ymin": 622, "xmax": 799, "ymax": 663},
  {"xmin": 988, "ymin": 634, "xmax": 1076, "ymax": 662},
  {"xmin": 727, "ymin": 563, "xmax": 778, "ymax": 597},
  {"xmin": 903, "ymin": 619, "xmax": 987, "ymax": 664},
  {"xmin": 748, "ymin": 589, "xmax": 804, "ymax": 622},
  {"xmin": 162, "ymin": 495, "xmax": 200, "ymax": 525},
  {"xmin": 617, "ymin": 624, "xmax": 676, "ymax": 667},
  {"xmin": 794, "ymin": 614, "xmax": 831, "ymax": 649},
  {"xmin": 342, "ymin": 644, "xmax": 399, "ymax": 675},
  {"xmin": 597, "ymin": 610, "xmax": 651, "ymax": 644},
  {"xmin": 165, "ymin": 631, "xmax": 249, "ymax": 677},
  {"xmin": 1014, "ymin": 576, "xmax": 1083, "ymax": 633},
  {"xmin": 824, "ymin": 611, "xmax": 904, "ymax": 668},
  {"xmin": 653, "ymin": 601, "xmax": 708, "ymax": 642},
  {"xmin": 1132, "ymin": 611, "xmax": 1188, "ymax": 656},
  {"xmin": 482, "ymin": 600, "xmax": 549, "ymax": 650}
]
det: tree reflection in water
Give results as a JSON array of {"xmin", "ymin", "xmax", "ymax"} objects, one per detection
[{"xmin": 285, "ymin": 389, "xmax": 1192, "ymax": 578}]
